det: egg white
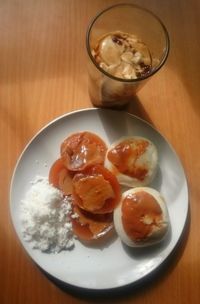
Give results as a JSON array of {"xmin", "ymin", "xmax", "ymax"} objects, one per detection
[
  {"xmin": 105, "ymin": 136, "xmax": 158, "ymax": 187},
  {"xmin": 114, "ymin": 187, "xmax": 170, "ymax": 247}
]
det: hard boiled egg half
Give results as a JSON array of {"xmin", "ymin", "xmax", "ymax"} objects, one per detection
[
  {"xmin": 105, "ymin": 136, "xmax": 158, "ymax": 187},
  {"xmin": 114, "ymin": 187, "xmax": 170, "ymax": 247}
]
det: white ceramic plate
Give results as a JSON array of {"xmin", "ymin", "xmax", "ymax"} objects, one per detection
[{"xmin": 10, "ymin": 108, "xmax": 188, "ymax": 290}]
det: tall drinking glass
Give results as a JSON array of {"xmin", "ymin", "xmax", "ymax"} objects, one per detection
[{"xmin": 86, "ymin": 3, "xmax": 170, "ymax": 108}]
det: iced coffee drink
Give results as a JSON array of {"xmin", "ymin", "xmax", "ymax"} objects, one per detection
[
  {"xmin": 86, "ymin": 4, "xmax": 169, "ymax": 108},
  {"xmin": 92, "ymin": 31, "xmax": 152, "ymax": 80},
  {"xmin": 88, "ymin": 31, "xmax": 153, "ymax": 107}
]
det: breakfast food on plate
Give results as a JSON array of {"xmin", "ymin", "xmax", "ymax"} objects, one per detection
[
  {"xmin": 60, "ymin": 131, "xmax": 107, "ymax": 171},
  {"xmin": 105, "ymin": 136, "xmax": 158, "ymax": 187},
  {"xmin": 72, "ymin": 165, "xmax": 121, "ymax": 214},
  {"xmin": 48, "ymin": 131, "xmax": 121, "ymax": 243},
  {"xmin": 114, "ymin": 187, "xmax": 170, "ymax": 247},
  {"xmin": 49, "ymin": 163, "xmax": 120, "ymax": 243},
  {"xmin": 21, "ymin": 130, "xmax": 170, "ymax": 252},
  {"xmin": 92, "ymin": 31, "xmax": 152, "ymax": 80}
]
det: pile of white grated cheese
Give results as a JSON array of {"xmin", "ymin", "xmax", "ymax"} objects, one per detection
[{"xmin": 20, "ymin": 176, "xmax": 75, "ymax": 253}]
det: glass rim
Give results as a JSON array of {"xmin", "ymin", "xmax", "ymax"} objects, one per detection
[{"xmin": 86, "ymin": 3, "xmax": 170, "ymax": 83}]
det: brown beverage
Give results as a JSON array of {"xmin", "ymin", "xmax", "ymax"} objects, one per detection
[{"xmin": 86, "ymin": 4, "xmax": 169, "ymax": 108}]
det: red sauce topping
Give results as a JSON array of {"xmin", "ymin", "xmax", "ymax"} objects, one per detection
[
  {"xmin": 122, "ymin": 191, "xmax": 162, "ymax": 241},
  {"xmin": 107, "ymin": 139, "xmax": 149, "ymax": 180}
]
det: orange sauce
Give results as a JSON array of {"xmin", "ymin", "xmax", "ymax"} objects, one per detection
[
  {"xmin": 60, "ymin": 132, "xmax": 107, "ymax": 171},
  {"xmin": 49, "ymin": 158, "xmax": 74, "ymax": 195},
  {"xmin": 122, "ymin": 191, "xmax": 162, "ymax": 241},
  {"xmin": 72, "ymin": 205, "xmax": 113, "ymax": 241},
  {"xmin": 72, "ymin": 165, "xmax": 121, "ymax": 214},
  {"xmin": 73, "ymin": 174, "xmax": 114, "ymax": 212},
  {"xmin": 107, "ymin": 139, "xmax": 149, "ymax": 180}
]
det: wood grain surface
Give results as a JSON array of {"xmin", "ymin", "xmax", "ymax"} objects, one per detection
[{"xmin": 0, "ymin": 0, "xmax": 199, "ymax": 303}]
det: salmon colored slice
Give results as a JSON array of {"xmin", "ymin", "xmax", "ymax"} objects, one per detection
[
  {"xmin": 72, "ymin": 165, "xmax": 121, "ymax": 214},
  {"xmin": 49, "ymin": 158, "xmax": 74, "ymax": 195},
  {"xmin": 71, "ymin": 205, "xmax": 114, "ymax": 242},
  {"xmin": 60, "ymin": 131, "xmax": 107, "ymax": 171}
]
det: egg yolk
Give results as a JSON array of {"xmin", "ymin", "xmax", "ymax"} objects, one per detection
[
  {"xmin": 107, "ymin": 139, "xmax": 149, "ymax": 180},
  {"xmin": 122, "ymin": 191, "xmax": 162, "ymax": 241}
]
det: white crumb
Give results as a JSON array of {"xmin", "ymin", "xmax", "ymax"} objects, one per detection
[{"xmin": 20, "ymin": 176, "xmax": 75, "ymax": 253}]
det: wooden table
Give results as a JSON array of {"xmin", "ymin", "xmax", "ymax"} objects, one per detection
[{"xmin": 1, "ymin": 0, "xmax": 199, "ymax": 303}]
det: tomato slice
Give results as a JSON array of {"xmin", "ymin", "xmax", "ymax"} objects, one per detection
[
  {"xmin": 71, "ymin": 205, "xmax": 114, "ymax": 242},
  {"xmin": 72, "ymin": 165, "xmax": 121, "ymax": 214},
  {"xmin": 49, "ymin": 158, "xmax": 74, "ymax": 195},
  {"xmin": 60, "ymin": 131, "xmax": 107, "ymax": 172}
]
